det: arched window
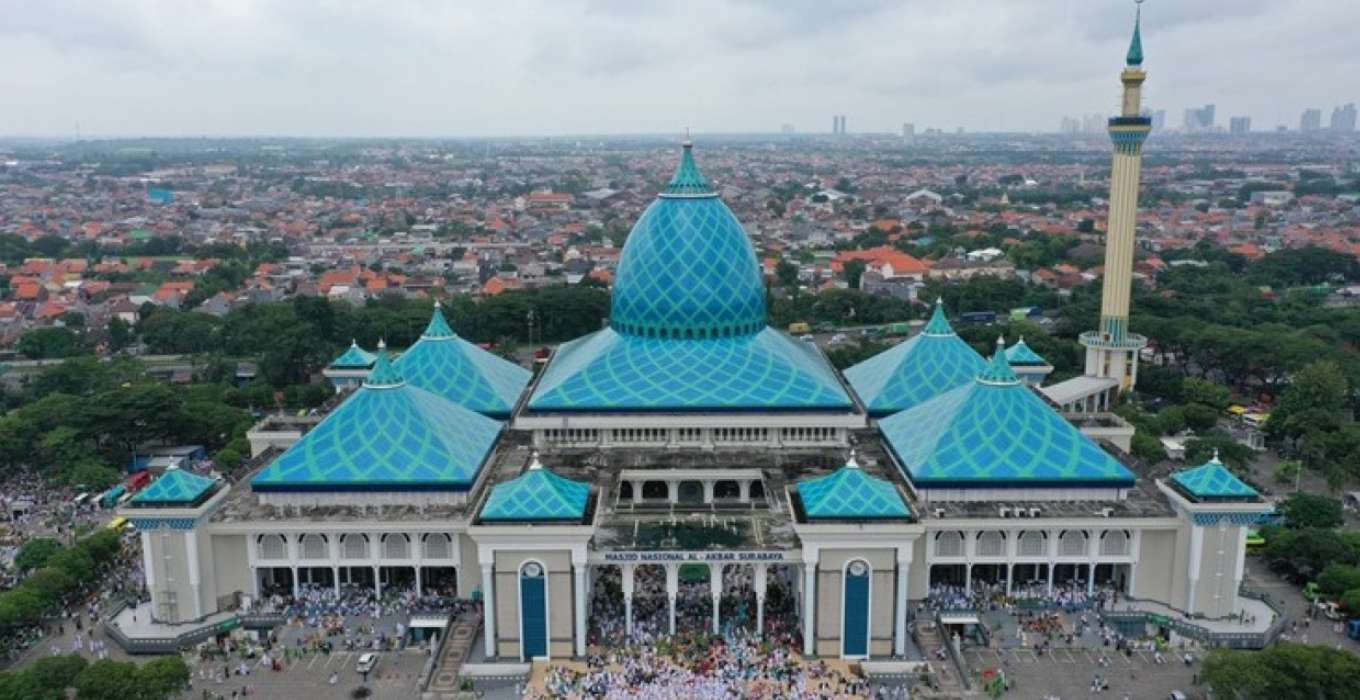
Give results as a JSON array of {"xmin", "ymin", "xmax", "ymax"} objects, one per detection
[
  {"xmin": 1100, "ymin": 530, "xmax": 1131, "ymax": 556},
  {"xmin": 341, "ymin": 533, "xmax": 368, "ymax": 560},
  {"xmin": 423, "ymin": 533, "xmax": 452, "ymax": 560},
  {"xmin": 976, "ymin": 531, "xmax": 1006, "ymax": 557},
  {"xmin": 299, "ymin": 534, "xmax": 328, "ymax": 560},
  {"xmin": 1060, "ymin": 530, "xmax": 1089, "ymax": 557},
  {"xmin": 382, "ymin": 533, "xmax": 411, "ymax": 560},
  {"xmin": 257, "ymin": 534, "xmax": 287, "ymax": 560},
  {"xmin": 935, "ymin": 531, "xmax": 965, "ymax": 557},
  {"xmin": 1018, "ymin": 531, "xmax": 1047, "ymax": 557},
  {"xmin": 641, "ymin": 481, "xmax": 669, "ymax": 500}
]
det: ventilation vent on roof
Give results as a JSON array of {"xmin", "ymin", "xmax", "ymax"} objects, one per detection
[
  {"xmin": 999, "ymin": 507, "xmax": 1011, "ymax": 518},
  {"xmin": 933, "ymin": 507, "xmax": 946, "ymax": 519},
  {"xmin": 1029, "ymin": 507, "xmax": 1042, "ymax": 518},
  {"xmin": 1099, "ymin": 507, "xmax": 1115, "ymax": 518}
]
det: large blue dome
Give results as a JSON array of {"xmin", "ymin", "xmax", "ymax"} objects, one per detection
[{"xmin": 609, "ymin": 143, "xmax": 767, "ymax": 339}]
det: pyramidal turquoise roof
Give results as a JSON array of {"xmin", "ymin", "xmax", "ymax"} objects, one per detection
[
  {"xmin": 609, "ymin": 142, "xmax": 766, "ymax": 339},
  {"xmin": 978, "ymin": 341, "xmax": 1019, "ymax": 384},
  {"xmin": 252, "ymin": 351, "xmax": 503, "ymax": 492},
  {"xmin": 845, "ymin": 302, "xmax": 987, "ymax": 416},
  {"xmin": 1126, "ymin": 5, "xmax": 1144, "ymax": 67},
  {"xmin": 879, "ymin": 360, "xmax": 1136, "ymax": 488},
  {"xmin": 131, "ymin": 468, "xmax": 218, "ymax": 506},
  {"xmin": 1005, "ymin": 338, "xmax": 1049, "ymax": 367},
  {"xmin": 481, "ymin": 453, "xmax": 591, "ymax": 522},
  {"xmin": 797, "ymin": 454, "xmax": 910, "ymax": 520},
  {"xmin": 395, "ymin": 305, "xmax": 531, "ymax": 417},
  {"xmin": 1171, "ymin": 454, "xmax": 1259, "ymax": 501},
  {"xmin": 330, "ymin": 340, "xmax": 377, "ymax": 369},
  {"xmin": 528, "ymin": 327, "xmax": 852, "ymax": 412}
]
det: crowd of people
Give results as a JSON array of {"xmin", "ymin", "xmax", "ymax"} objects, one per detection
[
  {"xmin": 248, "ymin": 581, "xmax": 477, "ymax": 652},
  {"xmin": 925, "ymin": 578, "xmax": 1119, "ymax": 613},
  {"xmin": 552, "ymin": 564, "xmax": 906, "ymax": 698}
]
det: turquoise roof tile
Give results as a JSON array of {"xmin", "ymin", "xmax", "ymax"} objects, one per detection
[
  {"xmin": 252, "ymin": 352, "xmax": 503, "ymax": 492},
  {"xmin": 879, "ymin": 356, "xmax": 1136, "ymax": 488},
  {"xmin": 1126, "ymin": 5, "xmax": 1144, "ymax": 67},
  {"xmin": 481, "ymin": 454, "xmax": 591, "ymax": 522},
  {"xmin": 845, "ymin": 303, "xmax": 987, "ymax": 416},
  {"xmin": 610, "ymin": 143, "xmax": 766, "ymax": 339},
  {"xmin": 528, "ymin": 327, "xmax": 852, "ymax": 412},
  {"xmin": 1005, "ymin": 338, "xmax": 1049, "ymax": 367},
  {"xmin": 329, "ymin": 341, "xmax": 377, "ymax": 369},
  {"xmin": 131, "ymin": 468, "xmax": 218, "ymax": 506},
  {"xmin": 395, "ymin": 305, "xmax": 531, "ymax": 417},
  {"xmin": 1171, "ymin": 455, "xmax": 1259, "ymax": 501},
  {"xmin": 797, "ymin": 455, "xmax": 910, "ymax": 520}
]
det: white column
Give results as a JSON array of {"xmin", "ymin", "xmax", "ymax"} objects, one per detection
[
  {"xmin": 573, "ymin": 564, "xmax": 588, "ymax": 657},
  {"xmin": 291, "ymin": 566, "xmax": 300, "ymax": 598},
  {"xmin": 665, "ymin": 564, "xmax": 679, "ymax": 636},
  {"xmin": 1128, "ymin": 530, "xmax": 1142, "ymax": 596},
  {"xmin": 754, "ymin": 564, "xmax": 768, "ymax": 639},
  {"xmin": 1088, "ymin": 530, "xmax": 1100, "ymax": 595},
  {"xmin": 415, "ymin": 566, "xmax": 423, "ymax": 597},
  {"xmin": 374, "ymin": 565, "xmax": 382, "ymax": 598},
  {"xmin": 702, "ymin": 481, "xmax": 715, "ymax": 504},
  {"xmin": 1187, "ymin": 524, "xmax": 1204, "ymax": 614},
  {"xmin": 631, "ymin": 481, "xmax": 642, "ymax": 505},
  {"xmin": 738, "ymin": 480, "xmax": 752, "ymax": 504},
  {"xmin": 184, "ymin": 531, "xmax": 203, "ymax": 620},
  {"xmin": 141, "ymin": 530, "xmax": 159, "ymax": 610},
  {"xmin": 802, "ymin": 563, "xmax": 816, "ymax": 657},
  {"xmin": 1231, "ymin": 526, "xmax": 1248, "ymax": 611},
  {"xmin": 481, "ymin": 562, "xmax": 496, "ymax": 658},
  {"xmin": 894, "ymin": 547, "xmax": 911, "ymax": 657},
  {"xmin": 1005, "ymin": 563, "xmax": 1013, "ymax": 596},
  {"xmin": 709, "ymin": 564, "xmax": 723, "ymax": 635},
  {"xmin": 666, "ymin": 481, "xmax": 678, "ymax": 504},
  {"xmin": 964, "ymin": 564, "xmax": 972, "ymax": 595},
  {"xmin": 622, "ymin": 564, "xmax": 635, "ymax": 637},
  {"xmin": 333, "ymin": 566, "xmax": 341, "ymax": 595}
]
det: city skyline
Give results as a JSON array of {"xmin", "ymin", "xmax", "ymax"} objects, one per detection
[{"xmin": 2, "ymin": 0, "xmax": 1359, "ymax": 139}]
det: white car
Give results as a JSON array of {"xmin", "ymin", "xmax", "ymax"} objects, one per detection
[{"xmin": 356, "ymin": 652, "xmax": 379, "ymax": 674}]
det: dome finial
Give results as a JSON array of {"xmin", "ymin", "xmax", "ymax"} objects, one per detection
[
  {"xmin": 1126, "ymin": 0, "xmax": 1145, "ymax": 67},
  {"xmin": 377, "ymin": 337, "xmax": 387, "ymax": 350},
  {"xmin": 846, "ymin": 448, "xmax": 859, "ymax": 469},
  {"xmin": 528, "ymin": 450, "xmax": 544, "ymax": 470},
  {"xmin": 662, "ymin": 137, "xmax": 713, "ymax": 197},
  {"xmin": 923, "ymin": 298, "xmax": 955, "ymax": 336},
  {"xmin": 1210, "ymin": 448, "xmax": 1221, "ymax": 463}
]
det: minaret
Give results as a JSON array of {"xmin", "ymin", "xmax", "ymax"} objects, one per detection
[{"xmin": 1081, "ymin": 0, "xmax": 1151, "ymax": 395}]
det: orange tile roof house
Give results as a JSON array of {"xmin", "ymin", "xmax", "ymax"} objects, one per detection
[{"xmin": 832, "ymin": 246, "xmax": 931, "ymax": 280}]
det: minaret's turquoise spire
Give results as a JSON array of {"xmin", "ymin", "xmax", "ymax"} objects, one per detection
[
  {"xmin": 1126, "ymin": 1, "xmax": 1145, "ymax": 67},
  {"xmin": 662, "ymin": 139, "xmax": 715, "ymax": 196}
]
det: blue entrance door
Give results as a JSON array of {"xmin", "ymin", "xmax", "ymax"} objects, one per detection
[
  {"xmin": 520, "ymin": 564, "xmax": 547, "ymax": 659},
  {"xmin": 843, "ymin": 561, "xmax": 870, "ymax": 657}
]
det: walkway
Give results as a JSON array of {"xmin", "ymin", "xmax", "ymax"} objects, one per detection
[
  {"xmin": 913, "ymin": 623, "xmax": 964, "ymax": 696},
  {"xmin": 1120, "ymin": 596, "xmax": 1275, "ymax": 634},
  {"xmin": 109, "ymin": 602, "xmax": 237, "ymax": 639},
  {"xmin": 425, "ymin": 612, "xmax": 481, "ymax": 696}
]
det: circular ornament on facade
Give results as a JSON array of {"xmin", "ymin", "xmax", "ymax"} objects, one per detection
[
  {"xmin": 523, "ymin": 562, "xmax": 544, "ymax": 578},
  {"xmin": 849, "ymin": 561, "xmax": 868, "ymax": 577}
]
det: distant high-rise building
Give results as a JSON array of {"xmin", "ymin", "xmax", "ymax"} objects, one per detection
[
  {"xmin": 1300, "ymin": 108, "xmax": 1323, "ymax": 132},
  {"xmin": 902, "ymin": 122, "xmax": 915, "ymax": 139},
  {"xmin": 1332, "ymin": 104, "xmax": 1357, "ymax": 132},
  {"xmin": 1060, "ymin": 116, "xmax": 1080, "ymax": 134},
  {"xmin": 1183, "ymin": 104, "xmax": 1215, "ymax": 132},
  {"xmin": 780, "ymin": 123, "xmax": 795, "ymax": 134},
  {"xmin": 831, "ymin": 115, "xmax": 848, "ymax": 135},
  {"xmin": 1083, "ymin": 114, "xmax": 1105, "ymax": 134},
  {"xmin": 1149, "ymin": 110, "xmax": 1166, "ymax": 130},
  {"xmin": 1229, "ymin": 116, "xmax": 1251, "ymax": 135}
]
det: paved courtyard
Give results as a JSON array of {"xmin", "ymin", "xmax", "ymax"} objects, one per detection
[{"xmin": 184, "ymin": 645, "xmax": 428, "ymax": 699}]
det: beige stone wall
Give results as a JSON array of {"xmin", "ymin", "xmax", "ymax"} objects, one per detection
[
  {"xmin": 146, "ymin": 530, "xmax": 196, "ymax": 623},
  {"xmin": 493, "ymin": 550, "xmax": 574, "ymax": 659},
  {"xmin": 814, "ymin": 548, "xmax": 897, "ymax": 658},
  {"xmin": 210, "ymin": 534, "xmax": 250, "ymax": 611},
  {"xmin": 1130, "ymin": 529, "xmax": 1176, "ymax": 602},
  {"xmin": 458, "ymin": 534, "xmax": 480, "ymax": 598},
  {"xmin": 1192, "ymin": 523, "xmax": 1245, "ymax": 618}
]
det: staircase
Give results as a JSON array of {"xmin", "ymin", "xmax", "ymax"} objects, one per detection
[{"xmin": 914, "ymin": 623, "xmax": 966, "ymax": 698}]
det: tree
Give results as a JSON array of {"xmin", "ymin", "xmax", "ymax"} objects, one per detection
[
  {"xmin": 1315, "ymin": 563, "xmax": 1360, "ymax": 598},
  {"xmin": 843, "ymin": 260, "xmax": 866, "ymax": 290},
  {"xmin": 1130, "ymin": 431, "xmax": 1167, "ymax": 464},
  {"xmin": 1268, "ymin": 360, "xmax": 1348, "ymax": 453},
  {"xmin": 17, "ymin": 327, "xmax": 87, "ymax": 359},
  {"xmin": 775, "ymin": 259, "xmax": 800, "ymax": 288},
  {"xmin": 14, "ymin": 538, "xmax": 61, "ymax": 572},
  {"xmin": 1278, "ymin": 492, "xmax": 1343, "ymax": 529},
  {"xmin": 136, "ymin": 657, "xmax": 189, "ymax": 699},
  {"xmin": 107, "ymin": 317, "xmax": 134, "ymax": 351},
  {"xmin": 1200, "ymin": 643, "xmax": 1360, "ymax": 700},
  {"xmin": 1182, "ymin": 377, "xmax": 1231, "ymax": 411},
  {"xmin": 72, "ymin": 660, "xmax": 142, "ymax": 700}
]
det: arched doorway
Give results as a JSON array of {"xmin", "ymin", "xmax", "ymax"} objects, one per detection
[
  {"xmin": 843, "ymin": 559, "xmax": 871, "ymax": 658},
  {"xmin": 519, "ymin": 561, "xmax": 548, "ymax": 660}
]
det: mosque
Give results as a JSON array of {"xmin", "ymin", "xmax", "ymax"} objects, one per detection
[{"xmin": 120, "ymin": 9, "xmax": 1275, "ymax": 664}]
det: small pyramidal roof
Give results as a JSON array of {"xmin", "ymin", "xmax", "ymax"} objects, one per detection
[
  {"xmin": 797, "ymin": 451, "xmax": 911, "ymax": 521},
  {"xmin": 1171, "ymin": 452, "xmax": 1260, "ymax": 502},
  {"xmin": 1005, "ymin": 337, "xmax": 1049, "ymax": 367},
  {"xmin": 845, "ymin": 299, "xmax": 988, "ymax": 416},
  {"xmin": 1126, "ymin": 3, "xmax": 1144, "ymax": 66},
  {"xmin": 879, "ymin": 340, "xmax": 1136, "ymax": 488},
  {"xmin": 253, "ymin": 347, "xmax": 503, "ymax": 492},
  {"xmin": 131, "ymin": 466, "xmax": 218, "ymax": 507},
  {"xmin": 394, "ymin": 303, "xmax": 531, "ymax": 418},
  {"xmin": 661, "ymin": 141, "xmax": 715, "ymax": 197},
  {"xmin": 330, "ymin": 340, "xmax": 377, "ymax": 369},
  {"xmin": 481, "ymin": 452, "xmax": 592, "ymax": 522}
]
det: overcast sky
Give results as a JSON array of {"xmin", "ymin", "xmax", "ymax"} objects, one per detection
[{"xmin": 2, "ymin": 0, "xmax": 1357, "ymax": 139}]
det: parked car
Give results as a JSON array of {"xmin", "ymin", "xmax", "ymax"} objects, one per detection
[{"xmin": 356, "ymin": 652, "xmax": 379, "ymax": 675}]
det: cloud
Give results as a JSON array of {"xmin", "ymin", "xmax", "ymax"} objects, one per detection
[{"xmin": 0, "ymin": 0, "xmax": 1355, "ymax": 137}]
